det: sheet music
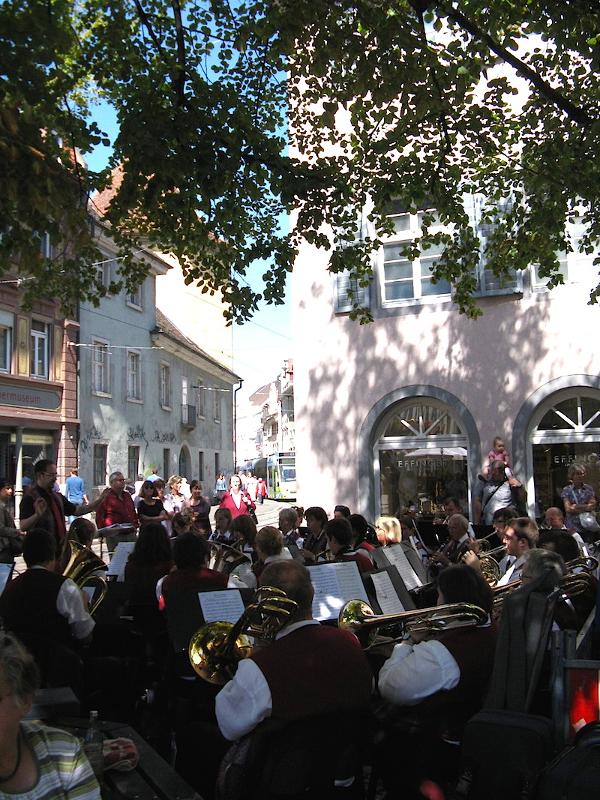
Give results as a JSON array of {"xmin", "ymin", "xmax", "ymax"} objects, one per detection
[
  {"xmin": 381, "ymin": 545, "xmax": 423, "ymax": 591},
  {"xmin": 371, "ymin": 571, "xmax": 405, "ymax": 615},
  {"xmin": 309, "ymin": 562, "xmax": 369, "ymax": 621},
  {"xmin": 199, "ymin": 590, "xmax": 245, "ymax": 624},
  {"xmin": 106, "ymin": 541, "xmax": 136, "ymax": 579}
]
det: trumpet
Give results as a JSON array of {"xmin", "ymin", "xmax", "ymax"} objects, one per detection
[
  {"xmin": 188, "ymin": 586, "xmax": 298, "ymax": 685},
  {"xmin": 338, "ymin": 599, "xmax": 488, "ymax": 649},
  {"xmin": 63, "ymin": 540, "xmax": 108, "ymax": 615}
]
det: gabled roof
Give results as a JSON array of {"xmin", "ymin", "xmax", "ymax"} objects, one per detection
[{"xmin": 152, "ymin": 308, "xmax": 240, "ymax": 382}]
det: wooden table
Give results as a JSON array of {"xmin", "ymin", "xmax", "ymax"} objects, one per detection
[{"xmin": 55, "ymin": 718, "xmax": 202, "ymax": 800}]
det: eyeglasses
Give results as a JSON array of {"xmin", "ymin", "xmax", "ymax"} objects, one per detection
[{"xmin": 42, "ymin": 472, "xmax": 58, "ymax": 479}]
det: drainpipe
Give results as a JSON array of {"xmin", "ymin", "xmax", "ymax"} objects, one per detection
[{"xmin": 233, "ymin": 379, "xmax": 244, "ymax": 471}]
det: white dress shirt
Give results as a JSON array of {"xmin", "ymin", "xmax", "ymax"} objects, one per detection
[
  {"xmin": 378, "ymin": 639, "xmax": 461, "ymax": 707},
  {"xmin": 28, "ymin": 565, "xmax": 96, "ymax": 640},
  {"xmin": 215, "ymin": 619, "xmax": 320, "ymax": 741}
]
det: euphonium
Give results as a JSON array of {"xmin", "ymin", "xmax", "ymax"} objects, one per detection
[
  {"xmin": 565, "ymin": 555, "xmax": 599, "ymax": 574},
  {"xmin": 338, "ymin": 599, "xmax": 488, "ymax": 649},
  {"xmin": 188, "ymin": 586, "xmax": 298, "ymax": 685},
  {"xmin": 209, "ymin": 542, "xmax": 252, "ymax": 575},
  {"xmin": 63, "ymin": 540, "xmax": 108, "ymax": 615}
]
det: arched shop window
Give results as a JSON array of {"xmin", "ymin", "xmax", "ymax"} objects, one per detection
[
  {"xmin": 530, "ymin": 391, "xmax": 600, "ymax": 514},
  {"xmin": 375, "ymin": 399, "xmax": 468, "ymax": 516}
]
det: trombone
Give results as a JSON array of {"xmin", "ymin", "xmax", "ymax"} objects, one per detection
[
  {"xmin": 62, "ymin": 540, "xmax": 108, "ymax": 615},
  {"xmin": 338, "ymin": 599, "xmax": 488, "ymax": 649},
  {"xmin": 188, "ymin": 586, "xmax": 298, "ymax": 685}
]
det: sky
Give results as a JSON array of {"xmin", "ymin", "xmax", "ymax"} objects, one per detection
[{"xmin": 85, "ymin": 103, "xmax": 293, "ymax": 405}]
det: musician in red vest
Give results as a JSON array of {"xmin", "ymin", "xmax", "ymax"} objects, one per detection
[
  {"xmin": 325, "ymin": 517, "xmax": 374, "ymax": 574},
  {"xmin": 215, "ymin": 559, "xmax": 373, "ymax": 741},
  {"xmin": 19, "ymin": 460, "xmax": 108, "ymax": 553},
  {"xmin": 0, "ymin": 528, "xmax": 94, "ymax": 650},
  {"xmin": 159, "ymin": 531, "xmax": 228, "ymax": 600},
  {"xmin": 376, "ymin": 564, "xmax": 498, "ymax": 797}
]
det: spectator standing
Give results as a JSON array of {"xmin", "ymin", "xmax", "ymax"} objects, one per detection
[
  {"xmin": 219, "ymin": 475, "xmax": 256, "ymax": 520},
  {"xmin": 562, "ymin": 464, "xmax": 597, "ymax": 536},
  {"xmin": 214, "ymin": 472, "xmax": 227, "ymax": 502},
  {"xmin": 256, "ymin": 477, "xmax": 267, "ymax": 504}
]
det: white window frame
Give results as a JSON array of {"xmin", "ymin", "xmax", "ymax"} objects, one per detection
[
  {"xmin": 128, "ymin": 445, "xmax": 140, "ymax": 482},
  {"xmin": 532, "ymin": 215, "xmax": 597, "ymax": 291},
  {"xmin": 214, "ymin": 386, "xmax": 221, "ymax": 423},
  {"xmin": 96, "ymin": 257, "xmax": 113, "ymax": 289},
  {"xmin": 30, "ymin": 320, "xmax": 50, "ymax": 379},
  {"xmin": 126, "ymin": 284, "xmax": 142, "ymax": 310},
  {"xmin": 197, "ymin": 379, "xmax": 205, "ymax": 418},
  {"xmin": 91, "ymin": 338, "xmax": 110, "ymax": 395},
  {"xmin": 93, "ymin": 443, "xmax": 108, "ymax": 487},
  {"xmin": 126, "ymin": 349, "xmax": 142, "ymax": 402},
  {"xmin": 0, "ymin": 323, "xmax": 12, "ymax": 374},
  {"xmin": 160, "ymin": 362, "xmax": 171, "ymax": 409},
  {"xmin": 379, "ymin": 209, "xmax": 452, "ymax": 307}
]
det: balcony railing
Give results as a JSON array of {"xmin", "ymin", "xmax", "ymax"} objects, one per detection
[{"xmin": 181, "ymin": 404, "xmax": 197, "ymax": 428}]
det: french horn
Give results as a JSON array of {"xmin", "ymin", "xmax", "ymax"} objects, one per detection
[
  {"xmin": 188, "ymin": 586, "xmax": 298, "ymax": 685},
  {"xmin": 63, "ymin": 540, "xmax": 108, "ymax": 615}
]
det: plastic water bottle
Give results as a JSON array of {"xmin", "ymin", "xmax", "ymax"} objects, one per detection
[{"xmin": 83, "ymin": 710, "xmax": 104, "ymax": 784}]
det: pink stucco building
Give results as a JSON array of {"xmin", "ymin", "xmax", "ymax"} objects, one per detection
[{"xmin": 292, "ymin": 209, "xmax": 600, "ymax": 523}]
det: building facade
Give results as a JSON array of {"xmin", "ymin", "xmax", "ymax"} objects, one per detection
[
  {"xmin": 77, "ymin": 215, "xmax": 239, "ymax": 497},
  {"xmin": 0, "ymin": 235, "xmax": 79, "ymax": 509},
  {"xmin": 292, "ymin": 208, "xmax": 600, "ymax": 522}
]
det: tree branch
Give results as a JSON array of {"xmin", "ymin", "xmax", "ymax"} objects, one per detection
[
  {"xmin": 437, "ymin": 1, "xmax": 592, "ymax": 126},
  {"xmin": 171, "ymin": 0, "xmax": 187, "ymax": 106}
]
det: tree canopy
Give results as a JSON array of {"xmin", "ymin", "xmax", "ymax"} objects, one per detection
[{"xmin": 2, "ymin": 0, "xmax": 600, "ymax": 319}]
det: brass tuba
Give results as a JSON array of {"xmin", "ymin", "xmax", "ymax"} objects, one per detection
[
  {"xmin": 338, "ymin": 599, "xmax": 488, "ymax": 649},
  {"xmin": 209, "ymin": 541, "xmax": 252, "ymax": 575},
  {"xmin": 63, "ymin": 540, "xmax": 108, "ymax": 615},
  {"xmin": 188, "ymin": 586, "xmax": 298, "ymax": 685}
]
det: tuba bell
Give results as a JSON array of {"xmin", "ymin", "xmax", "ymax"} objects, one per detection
[
  {"xmin": 338, "ymin": 599, "xmax": 488, "ymax": 649},
  {"xmin": 63, "ymin": 540, "xmax": 108, "ymax": 615},
  {"xmin": 188, "ymin": 586, "xmax": 298, "ymax": 685}
]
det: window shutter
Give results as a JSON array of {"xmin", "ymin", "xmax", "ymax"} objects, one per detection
[{"xmin": 333, "ymin": 272, "xmax": 370, "ymax": 313}]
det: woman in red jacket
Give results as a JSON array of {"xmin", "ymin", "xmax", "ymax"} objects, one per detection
[{"xmin": 219, "ymin": 474, "xmax": 256, "ymax": 519}]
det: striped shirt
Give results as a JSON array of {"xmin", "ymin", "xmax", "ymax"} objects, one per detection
[{"xmin": 1, "ymin": 721, "xmax": 100, "ymax": 799}]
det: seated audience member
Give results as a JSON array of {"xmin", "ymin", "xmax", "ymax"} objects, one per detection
[
  {"xmin": 333, "ymin": 505, "xmax": 351, "ymax": 519},
  {"xmin": 250, "ymin": 526, "xmax": 292, "ymax": 587},
  {"xmin": 209, "ymin": 508, "xmax": 233, "ymax": 543},
  {"xmin": 325, "ymin": 518, "xmax": 374, "ymax": 574},
  {"xmin": 216, "ymin": 560, "xmax": 373, "ymax": 739},
  {"xmin": 348, "ymin": 514, "xmax": 377, "ymax": 557},
  {"xmin": 0, "ymin": 633, "xmax": 100, "ymax": 798},
  {"xmin": 0, "ymin": 528, "xmax": 94, "ymax": 650},
  {"xmin": 301, "ymin": 506, "xmax": 328, "ymax": 563},
  {"xmin": 377, "ymin": 564, "xmax": 497, "ymax": 798},
  {"xmin": 375, "ymin": 516, "xmax": 403, "ymax": 546},
  {"xmin": 278, "ymin": 507, "xmax": 301, "ymax": 546},
  {"xmin": 160, "ymin": 532, "xmax": 228, "ymax": 601},
  {"xmin": 124, "ymin": 522, "xmax": 173, "ymax": 606}
]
